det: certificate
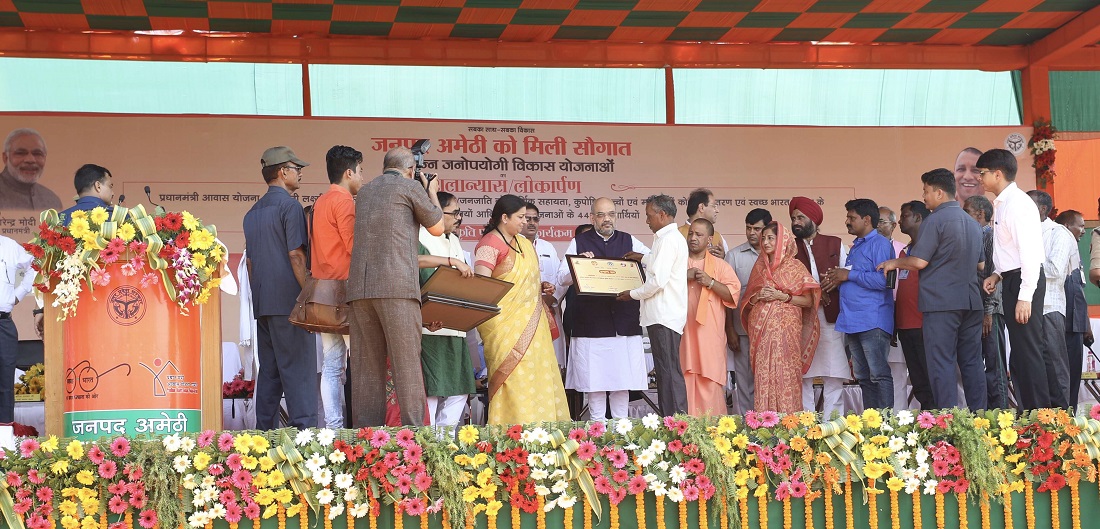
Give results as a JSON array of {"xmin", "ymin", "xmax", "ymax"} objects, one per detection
[{"xmin": 566, "ymin": 256, "xmax": 645, "ymax": 296}]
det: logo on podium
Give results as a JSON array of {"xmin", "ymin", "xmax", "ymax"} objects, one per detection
[{"xmin": 107, "ymin": 285, "xmax": 146, "ymax": 325}]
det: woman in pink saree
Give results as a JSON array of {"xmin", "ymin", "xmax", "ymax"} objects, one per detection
[{"xmin": 740, "ymin": 222, "xmax": 821, "ymax": 414}]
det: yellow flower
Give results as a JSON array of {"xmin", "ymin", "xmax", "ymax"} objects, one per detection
[
  {"xmin": 844, "ymin": 414, "xmax": 863, "ymax": 432},
  {"xmin": 240, "ymin": 455, "xmax": 259, "ymax": 470},
  {"xmin": 1012, "ymin": 463, "xmax": 1026, "ymax": 475},
  {"xmin": 736, "ymin": 486, "xmax": 750, "ymax": 500},
  {"xmin": 61, "ymin": 516, "xmax": 79, "ymax": 529},
  {"xmin": 713, "ymin": 436, "xmax": 732, "ymax": 454},
  {"xmin": 861, "ymin": 409, "xmax": 883, "ymax": 429},
  {"xmin": 1005, "ymin": 453, "xmax": 1024, "ymax": 464},
  {"xmin": 723, "ymin": 451, "xmax": 742, "ymax": 467},
  {"xmin": 458, "ymin": 425, "xmax": 479, "ymax": 445},
  {"xmin": 252, "ymin": 435, "xmax": 270, "ymax": 453},
  {"xmin": 189, "ymin": 229, "xmax": 215, "ymax": 251},
  {"xmin": 81, "ymin": 498, "xmax": 99, "ymax": 514},
  {"xmin": 799, "ymin": 412, "xmax": 817, "ymax": 427},
  {"xmin": 75, "ymin": 488, "xmax": 97, "ymax": 502},
  {"xmin": 973, "ymin": 417, "xmax": 991, "ymax": 430},
  {"xmin": 462, "ymin": 486, "xmax": 480, "ymax": 502},
  {"xmin": 41, "ymin": 435, "xmax": 60, "ymax": 452},
  {"xmin": 89, "ymin": 207, "xmax": 109, "ymax": 225},
  {"xmin": 267, "ymin": 470, "xmax": 286, "ymax": 487},
  {"xmin": 253, "ymin": 473, "xmax": 269, "ymax": 489},
  {"xmin": 70, "ymin": 210, "xmax": 87, "ymax": 221},
  {"xmin": 480, "ymin": 483, "xmax": 497, "ymax": 499},
  {"xmin": 82, "ymin": 231, "xmax": 98, "ymax": 247},
  {"xmin": 997, "ymin": 411, "xmax": 1015, "ymax": 429},
  {"xmin": 117, "ymin": 223, "xmax": 136, "ymax": 242},
  {"xmin": 182, "ymin": 211, "xmax": 201, "ymax": 230},
  {"xmin": 734, "ymin": 469, "xmax": 750, "ymax": 487},
  {"xmin": 472, "ymin": 505, "xmax": 486, "ymax": 515},
  {"xmin": 259, "ymin": 456, "xmax": 276, "ymax": 471},
  {"xmin": 69, "ymin": 218, "xmax": 90, "ymax": 239},
  {"xmin": 999, "ymin": 428, "xmax": 1018, "ymax": 446},
  {"xmin": 454, "ymin": 454, "xmax": 471, "ymax": 466},
  {"xmin": 255, "ymin": 488, "xmax": 276, "ymax": 506},
  {"xmin": 234, "ymin": 434, "xmax": 253, "ymax": 454},
  {"xmin": 886, "ymin": 477, "xmax": 905, "ymax": 492},
  {"xmin": 210, "ymin": 245, "xmax": 225, "ymax": 262},
  {"xmin": 59, "ymin": 500, "xmax": 78, "ymax": 517},
  {"xmin": 486, "ymin": 501, "xmax": 503, "ymax": 517},
  {"xmin": 754, "ymin": 485, "xmax": 769, "ymax": 498},
  {"xmin": 477, "ymin": 468, "xmax": 493, "ymax": 488},
  {"xmin": 869, "ymin": 435, "xmax": 888, "ymax": 445},
  {"xmin": 790, "ymin": 437, "xmax": 808, "ymax": 452},
  {"xmin": 191, "ymin": 252, "xmax": 207, "ymax": 269},
  {"xmin": 80, "ymin": 516, "xmax": 99, "ymax": 529},
  {"xmin": 75, "ymin": 470, "xmax": 94, "ymax": 486},
  {"xmin": 193, "ymin": 452, "xmax": 211, "ymax": 471},
  {"xmin": 287, "ymin": 504, "xmax": 304, "ymax": 518},
  {"xmin": 273, "ymin": 488, "xmax": 293, "ymax": 505},
  {"xmin": 196, "ymin": 288, "xmax": 211, "ymax": 305},
  {"xmin": 472, "ymin": 452, "xmax": 488, "ymax": 466},
  {"xmin": 66, "ymin": 440, "xmax": 84, "ymax": 460},
  {"xmin": 262, "ymin": 505, "xmax": 278, "ymax": 519},
  {"xmin": 731, "ymin": 434, "xmax": 749, "ymax": 449},
  {"xmin": 51, "ymin": 459, "xmax": 70, "ymax": 475},
  {"xmin": 717, "ymin": 416, "xmax": 738, "ymax": 434}
]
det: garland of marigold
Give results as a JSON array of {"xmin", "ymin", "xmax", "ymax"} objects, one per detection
[
  {"xmin": 370, "ymin": 501, "xmax": 379, "ymax": 529},
  {"xmin": 824, "ymin": 485, "xmax": 834, "ymax": 529},
  {"xmin": 1050, "ymin": 488, "xmax": 1060, "ymax": 529},
  {"xmin": 782, "ymin": 498, "xmax": 791, "ymax": 529},
  {"xmin": 721, "ymin": 495, "xmax": 729, "ymax": 529},
  {"xmin": 179, "ymin": 486, "xmax": 186, "ymax": 529},
  {"xmin": 911, "ymin": 492, "xmax": 921, "ymax": 529},
  {"xmin": 935, "ymin": 492, "xmax": 945, "ymax": 529},
  {"xmin": 700, "ymin": 497, "xmax": 709, "ymax": 529},
  {"xmin": 866, "ymin": 482, "xmax": 879, "ymax": 529},
  {"xmin": 420, "ymin": 506, "xmax": 428, "ymax": 529},
  {"xmin": 537, "ymin": 496, "xmax": 546, "ymax": 529},
  {"xmin": 679, "ymin": 498, "xmax": 689, "ymax": 529},
  {"xmin": 488, "ymin": 505, "xmax": 498, "ymax": 529},
  {"xmin": 636, "ymin": 494, "xmax": 646, "ymax": 529},
  {"xmin": 301, "ymin": 496, "xmax": 309, "ymax": 529},
  {"xmin": 583, "ymin": 493, "xmax": 593, "ymax": 529},
  {"xmin": 230, "ymin": 523, "xmax": 238, "ymax": 529},
  {"xmin": 100, "ymin": 511, "xmax": 107, "ymax": 529},
  {"xmin": 890, "ymin": 489, "xmax": 900, "ymax": 529},
  {"xmin": 611, "ymin": 501, "xmax": 620, "ymax": 529},
  {"xmin": 1070, "ymin": 477, "xmax": 1081, "ymax": 529},
  {"xmin": 844, "ymin": 467, "xmax": 853, "ymax": 529},
  {"xmin": 654, "ymin": 494, "xmax": 665, "ymax": 529},
  {"xmin": 805, "ymin": 493, "xmax": 815, "ymax": 529},
  {"xmin": 958, "ymin": 493, "xmax": 967, "ymax": 529},
  {"xmin": 511, "ymin": 483, "xmax": 520, "ymax": 529},
  {"xmin": 1002, "ymin": 488, "xmax": 1013, "ymax": 529},
  {"xmin": 738, "ymin": 496, "xmax": 748, "ymax": 529},
  {"xmin": 1025, "ymin": 481, "xmax": 1036, "ymax": 529},
  {"xmin": 979, "ymin": 494, "xmax": 990, "ymax": 529},
  {"xmin": 205, "ymin": 520, "xmax": 212, "ymax": 529},
  {"xmin": 278, "ymin": 505, "xmax": 287, "ymax": 529},
  {"xmin": 125, "ymin": 511, "xmax": 133, "ymax": 529},
  {"xmin": 327, "ymin": 505, "xmax": 335, "ymax": 529},
  {"xmin": 394, "ymin": 502, "xmax": 404, "ymax": 529},
  {"xmin": 758, "ymin": 492, "xmax": 768, "ymax": 529},
  {"xmin": 464, "ymin": 507, "xmax": 474, "ymax": 529},
  {"xmin": 564, "ymin": 504, "xmax": 573, "ymax": 529},
  {"xmin": 349, "ymin": 503, "xmax": 356, "ymax": 529}
]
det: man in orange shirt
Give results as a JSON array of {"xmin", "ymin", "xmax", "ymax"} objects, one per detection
[{"xmin": 311, "ymin": 145, "xmax": 364, "ymax": 429}]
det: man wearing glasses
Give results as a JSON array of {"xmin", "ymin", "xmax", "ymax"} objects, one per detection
[
  {"xmin": 243, "ymin": 146, "xmax": 318, "ymax": 429},
  {"xmin": 557, "ymin": 197, "xmax": 650, "ymax": 421},
  {"xmin": 522, "ymin": 201, "xmax": 566, "ymax": 365}
]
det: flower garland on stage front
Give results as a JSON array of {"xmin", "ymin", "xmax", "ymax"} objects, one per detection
[
  {"xmin": 4, "ymin": 407, "xmax": 1100, "ymax": 529},
  {"xmin": 1030, "ymin": 118, "xmax": 1057, "ymax": 188},
  {"xmin": 23, "ymin": 205, "xmax": 225, "ymax": 319}
]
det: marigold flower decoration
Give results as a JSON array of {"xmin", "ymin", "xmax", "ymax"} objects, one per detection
[
  {"xmin": 1030, "ymin": 118, "xmax": 1057, "ymax": 188},
  {"xmin": 23, "ymin": 206, "xmax": 226, "ymax": 319}
]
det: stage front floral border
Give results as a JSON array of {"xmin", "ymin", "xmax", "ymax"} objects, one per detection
[{"xmin": 4, "ymin": 407, "xmax": 1100, "ymax": 529}]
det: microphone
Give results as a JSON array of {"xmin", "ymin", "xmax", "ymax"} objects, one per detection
[
  {"xmin": 117, "ymin": 194, "xmax": 125, "ymax": 206},
  {"xmin": 145, "ymin": 185, "xmax": 161, "ymax": 210}
]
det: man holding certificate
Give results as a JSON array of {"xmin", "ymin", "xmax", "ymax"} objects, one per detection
[{"xmin": 558, "ymin": 197, "xmax": 650, "ymax": 421}]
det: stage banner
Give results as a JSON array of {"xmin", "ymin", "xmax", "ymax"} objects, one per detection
[{"xmin": 62, "ymin": 262, "xmax": 202, "ymax": 440}]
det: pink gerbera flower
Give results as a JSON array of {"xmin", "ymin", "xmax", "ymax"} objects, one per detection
[
  {"xmin": 594, "ymin": 476, "xmax": 612, "ymax": 494},
  {"xmin": 100, "ymin": 248, "xmax": 120, "ymax": 265},
  {"xmin": 108, "ymin": 481, "xmax": 127, "ymax": 495},
  {"xmin": 576, "ymin": 441, "xmax": 596, "ymax": 460},
  {"xmin": 758, "ymin": 411, "xmax": 780, "ymax": 428},
  {"xmin": 110, "ymin": 437, "xmax": 130, "ymax": 457},
  {"xmin": 608, "ymin": 449, "xmax": 628, "ymax": 469},
  {"xmin": 26, "ymin": 469, "xmax": 44, "ymax": 485},
  {"xmin": 231, "ymin": 470, "xmax": 252, "ymax": 489},
  {"xmin": 612, "ymin": 470, "xmax": 629, "ymax": 483},
  {"xmin": 403, "ymin": 445, "xmax": 422, "ymax": 462},
  {"xmin": 790, "ymin": 481, "xmax": 808, "ymax": 498},
  {"xmin": 138, "ymin": 511, "xmax": 158, "ymax": 529},
  {"xmin": 226, "ymin": 453, "xmax": 243, "ymax": 471},
  {"xmin": 35, "ymin": 488, "xmax": 52, "ymax": 504},
  {"xmin": 569, "ymin": 428, "xmax": 587, "ymax": 441},
  {"xmin": 917, "ymin": 412, "xmax": 937, "ymax": 429},
  {"xmin": 588, "ymin": 421, "xmax": 606, "ymax": 438},
  {"xmin": 220, "ymin": 490, "xmax": 237, "ymax": 505},
  {"xmin": 87, "ymin": 445, "xmax": 106, "ymax": 464},
  {"xmin": 109, "ymin": 522, "xmax": 127, "ymax": 529},
  {"xmin": 395, "ymin": 429, "xmax": 415, "ymax": 448},
  {"xmin": 218, "ymin": 433, "xmax": 235, "ymax": 452},
  {"xmin": 774, "ymin": 483, "xmax": 791, "ymax": 501},
  {"xmin": 98, "ymin": 460, "xmax": 117, "ymax": 480},
  {"xmin": 225, "ymin": 503, "xmax": 243, "ymax": 524},
  {"xmin": 668, "ymin": 440, "xmax": 683, "ymax": 453},
  {"xmin": 108, "ymin": 495, "xmax": 128, "ymax": 514},
  {"xmin": 627, "ymin": 475, "xmax": 647, "ymax": 495},
  {"xmin": 128, "ymin": 490, "xmax": 146, "ymax": 509},
  {"xmin": 207, "ymin": 463, "xmax": 224, "ymax": 476},
  {"xmin": 6, "ymin": 472, "xmax": 21, "ymax": 487},
  {"xmin": 197, "ymin": 430, "xmax": 215, "ymax": 448},
  {"xmin": 403, "ymin": 498, "xmax": 425, "ymax": 517},
  {"xmin": 243, "ymin": 503, "xmax": 261, "ymax": 520},
  {"xmin": 395, "ymin": 475, "xmax": 412, "ymax": 494},
  {"xmin": 744, "ymin": 411, "xmax": 762, "ymax": 429},
  {"xmin": 370, "ymin": 430, "xmax": 390, "ymax": 448},
  {"xmin": 414, "ymin": 472, "xmax": 432, "ymax": 491},
  {"xmin": 140, "ymin": 272, "xmax": 159, "ymax": 289},
  {"xmin": 683, "ymin": 485, "xmax": 700, "ymax": 501},
  {"xmin": 18, "ymin": 438, "xmax": 39, "ymax": 458}
]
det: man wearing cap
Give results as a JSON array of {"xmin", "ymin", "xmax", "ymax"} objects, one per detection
[
  {"xmin": 243, "ymin": 146, "xmax": 318, "ymax": 429},
  {"xmin": 347, "ymin": 147, "xmax": 445, "ymax": 427},
  {"xmin": 790, "ymin": 196, "xmax": 849, "ymax": 416}
]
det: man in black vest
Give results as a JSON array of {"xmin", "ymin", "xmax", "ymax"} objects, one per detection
[{"xmin": 557, "ymin": 197, "xmax": 651, "ymax": 421}]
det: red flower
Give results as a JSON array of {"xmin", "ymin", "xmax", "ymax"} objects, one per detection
[
  {"xmin": 138, "ymin": 510, "xmax": 158, "ymax": 529},
  {"xmin": 507, "ymin": 425, "xmax": 523, "ymax": 440},
  {"xmin": 175, "ymin": 231, "xmax": 190, "ymax": 249},
  {"xmin": 952, "ymin": 480, "xmax": 969, "ymax": 494},
  {"xmin": 668, "ymin": 440, "xmax": 683, "ymax": 453},
  {"xmin": 108, "ymin": 495, "xmax": 127, "ymax": 514},
  {"xmin": 568, "ymin": 428, "xmax": 587, "ymax": 441},
  {"xmin": 58, "ymin": 236, "xmax": 76, "ymax": 254},
  {"xmin": 936, "ymin": 481, "xmax": 954, "ymax": 494},
  {"xmin": 1045, "ymin": 473, "xmax": 1067, "ymax": 491},
  {"xmin": 163, "ymin": 213, "xmax": 183, "ymax": 231}
]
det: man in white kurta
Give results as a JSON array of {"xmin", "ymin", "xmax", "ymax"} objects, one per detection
[
  {"xmin": 522, "ymin": 202, "xmax": 567, "ymax": 366},
  {"xmin": 557, "ymin": 197, "xmax": 650, "ymax": 420}
]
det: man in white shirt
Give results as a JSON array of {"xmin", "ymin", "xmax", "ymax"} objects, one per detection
[
  {"xmin": 1027, "ymin": 190, "xmax": 1074, "ymax": 408},
  {"xmin": 679, "ymin": 188, "xmax": 728, "ymax": 257},
  {"xmin": 618, "ymin": 194, "xmax": 689, "ymax": 416},
  {"xmin": 0, "ymin": 234, "xmax": 35, "ymax": 423},
  {"xmin": 978, "ymin": 148, "xmax": 1052, "ymax": 410},
  {"xmin": 558, "ymin": 197, "xmax": 650, "ymax": 420},
  {"xmin": 877, "ymin": 205, "xmax": 910, "ymax": 410},
  {"xmin": 522, "ymin": 201, "xmax": 567, "ymax": 366},
  {"xmin": 723, "ymin": 207, "xmax": 771, "ymax": 414}
]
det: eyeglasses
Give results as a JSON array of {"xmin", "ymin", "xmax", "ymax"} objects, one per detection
[
  {"xmin": 593, "ymin": 212, "xmax": 617, "ymax": 220},
  {"xmin": 524, "ymin": 216, "xmax": 540, "ymax": 222},
  {"xmin": 977, "ymin": 169, "xmax": 994, "ymax": 177},
  {"xmin": 285, "ymin": 165, "xmax": 304, "ymax": 173},
  {"xmin": 444, "ymin": 211, "xmax": 464, "ymax": 218}
]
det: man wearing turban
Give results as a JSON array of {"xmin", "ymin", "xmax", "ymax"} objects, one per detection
[{"xmin": 789, "ymin": 196, "xmax": 850, "ymax": 416}]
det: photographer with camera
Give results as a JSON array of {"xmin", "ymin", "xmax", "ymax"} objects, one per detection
[{"xmin": 347, "ymin": 145, "xmax": 444, "ymax": 427}]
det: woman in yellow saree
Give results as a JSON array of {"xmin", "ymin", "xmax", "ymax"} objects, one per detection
[{"xmin": 474, "ymin": 194, "xmax": 570, "ymax": 425}]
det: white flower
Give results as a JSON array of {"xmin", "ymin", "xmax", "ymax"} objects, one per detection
[
  {"xmin": 531, "ymin": 468, "xmax": 549, "ymax": 480},
  {"xmin": 335, "ymin": 473, "xmax": 354, "ymax": 490},
  {"xmin": 901, "ymin": 468, "xmax": 916, "ymax": 481},
  {"xmin": 307, "ymin": 453, "xmax": 327, "ymax": 471},
  {"xmin": 557, "ymin": 494, "xmax": 577, "ymax": 509},
  {"xmin": 636, "ymin": 451, "xmax": 656, "ymax": 467},
  {"xmin": 173, "ymin": 455, "xmax": 191, "ymax": 473},
  {"xmin": 314, "ymin": 469, "xmax": 333, "ymax": 487},
  {"xmin": 551, "ymin": 469, "xmax": 566, "ymax": 478},
  {"xmin": 615, "ymin": 419, "xmax": 633, "ymax": 436},
  {"xmin": 923, "ymin": 480, "xmax": 938, "ymax": 495},
  {"xmin": 915, "ymin": 448, "xmax": 929, "ymax": 464},
  {"xmin": 200, "ymin": 487, "xmax": 218, "ymax": 503},
  {"xmin": 650, "ymin": 481, "xmax": 668, "ymax": 496},
  {"xmin": 543, "ymin": 498, "xmax": 558, "ymax": 512},
  {"xmin": 540, "ymin": 453, "xmax": 558, "ymax": 467},
  {"xmin": 624, "ymin": 443, "xmax": 640, "ymax": 451},
  {"xmin": 642, "ymin": 414, "xmax": 661, "ymax": 430},
  {"xmin": 328, "ymin": 503, "xmax": 344, "ymax": 519},
  {"xmin": 649, "ymin": 440, "xmax": 666, "ymax": 454},
  {"xmin": 163, "ymin": 435, "xmax": 182, "ymax": 453},
  {"xmin": 905, "ymin": 478, "xmax": 921, "ymax": 495},
  {"xmin": 329, "ymin": 450, "xmax": 346, "ymax": 464},
  {"xmin": 667, "ymin": 487, "xmax": 684, "ymax": 503},
  {"xmin": 896, "ymin": 410, "xmax": 914, "ymax": 426},
  {"xmin": 534, "ymin": 485, "xmax": 551, "ymax": 496},
  {"xmin": 182, "ymin": 474, "xmax": 198, "ymax": 490},
  {"xmin": 896, "ymin": 450, "xmax": 911, "ymax": 464},
  {"xmin": 655, "ymin": 461, "xmax": 669, "ymax": 471},
  {"xmin": 643, "ymin": 473, "xmax": 658, "ymax": 483},
  {"xmin": 348, "ymin": 503, "xmax": 370, "ymax": 518},
  {"xmin": 528, "ymin": 453, "xmax": 542, "ymax": 466},
  {"xmin": 916, "ymin": 463, "xmax": 930, "ymax": 479},
  {"xmin": 906, "ymin": 432, "xmax": 920, "ymax": 447},
  {"xmin": 888, "ymin": 437, "xmax": 905, "ymax": 452},
  {"xmin": 188, "ymin": 512, "xmax": 207, "ymax": 527},
  {"xmin": 295, "ymin": 430, "xmax": 314, "ymax": 446},
  {"xmin": 344, "ymin": 488, "xmax": 360, "ymax": 502},
  {"xmin": 316, "ymin": 429, "xmax": 336, "ymax": 446},
  {"xmin": 317, "ymin": 489, "xmax": 335, "ymax": 505},
  {"xmin": 201, "ymin": 476, "xmax": 216, "ymax": 489},
  {"xmin": 669, "ymin": 465, "xmax": 687, "ymax": 484},
  {"xmin": 209, "ymin": 503, "xmax": 226, "ymax": 519},
  {"xmin": 552, "ymin": 480, "xmax": 568, "ymax": 494},
  {"xmin": 191, "ymin": 494, "xmax": 206, "ymax": 508},
  {"xmin": 881, "ymin": 423, "xmax": 894, "ymax": 433},
  {"xmin": 531, "ymin": 428, "xmax": 551, "ymax": 445},
  {"xmin": 179, "ymin": 437, "xmax": 196, "ymax": 453}
]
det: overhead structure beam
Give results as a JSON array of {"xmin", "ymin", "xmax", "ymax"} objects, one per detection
[
  {"xmin": 1028, "ymin": 2, "xmax": 1100, "ymax": 67},
  {"xmin": 0, "ymin": 29, "xmax": 1035, "ymax": 71}
]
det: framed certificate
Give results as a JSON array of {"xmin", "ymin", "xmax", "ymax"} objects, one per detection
[{"xmin": 566, "ymin": 255, "xmax": 645, "ymax": 296}]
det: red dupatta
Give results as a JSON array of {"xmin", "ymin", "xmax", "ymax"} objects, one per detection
[{"xmin": 740, "ymin": 223, "xmax": 821, "ymax": 374}]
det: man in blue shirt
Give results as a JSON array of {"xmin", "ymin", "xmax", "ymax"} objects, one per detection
[
  {"xmin": 822, "ymin": 198, "xmax": 896, "ymax": 410},
  {"xmin": 59, "ymin": 164, "xmax": 114, "ymax": 224}
]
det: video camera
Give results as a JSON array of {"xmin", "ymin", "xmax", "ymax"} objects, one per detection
[{"xmin": 410, "ymin": 139, "xmax": 436, "ymax": 190}]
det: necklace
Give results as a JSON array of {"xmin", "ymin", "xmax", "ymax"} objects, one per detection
[{"xmin": 496, "ymin": 228, "xmax": 523, "ymax": 255}]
